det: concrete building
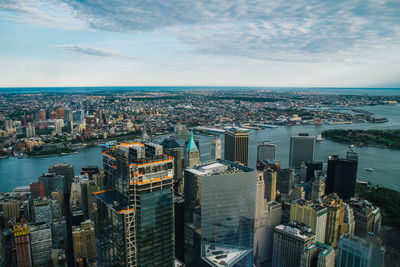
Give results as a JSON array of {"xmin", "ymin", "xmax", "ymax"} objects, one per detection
[
  {"xmin": 349, "ymin": 199, "xmax": 381, "ymax": 238},
  {"xmin": 263, "ymin": 168, "xmax": 277, "ymax": 202},
  {"xmin": 257, "ymin": 142, "xmax": 275, "ymax": 162},
  {"xmin": 224, "ymin": 128, "xmax": 249, "ymax": 166},
  {"xmin": 13, "ymin": 223, "xmax": 32, "ymax": 267},
  {"xmin": 311, "ymin": 175, "xmax": 325, "ymax": 201},
  {"xmin": 72, "ymin": 220, "xmax": 96, "ymax": 264},
  {"xmin": 34, "ymin": 198, "xmax": 52, "ymax": 224},
  {"xmin": 55, "ymin": 119, "xmax": 63, "ymax": 135},
  {"xmin": 272, "ymin": 223, "xmax": 316, "ymax": 267},
  {"xmin": 30, "ymin": 182, "xmax": 46, "ymax": 198},
  {"xmin": 162, "ymin": 137, "xmax": 185, "ymax": 193},
  {"xmin": 338, "ymin": 234, "xmax": 384, "ymax": 267},
  {"xmin": 2, "ymin": 200, "xmax": 22, "ymax": 221},
  {"xmin": 343, "ymin": 203, "xmax": 355, "ymax": 235},
  {"xmin": 300, "ymin": 242, "xmax": 335, "ymax": 267},
  {"xmin": 185, "ymin": 131, "xmax": 200, "ymax": 168},
  {"xmin": 322, "ymin": 193, "xmax": 345, "ymax": 248},
  {"xmin": 289, "ymin": 134, "xmax": 316, "ymax": 169},
  {"xmin": 277, "ymin": 168, "xmax": 295, "ymax": 198},
  {"xmin": 290, "ymin": 199, "xmax": 327, "ymax": 243},
  {"xmin": 210, "ymin": 137, "xmax": 222, "ymax": 160},
  {"xmin": 25, "ymin": 125, "xmax": 36, "ymax": 138},
  {"xmin": 38, "ymin": 173, "xmax": 65, "ymax": 197},
  {"xmin": 95, "ymin": 142, "xmax": 175, "ymax": 266},
  {"xmin": 30, "ymin": 223, "xmax": 53, "ymax": 266}
]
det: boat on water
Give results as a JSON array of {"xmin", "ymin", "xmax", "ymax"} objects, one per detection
[
  {"xmin": 365, "ymin": 168, "xmax": 374, "ymax": 172},
  {"xmin": 316, "ymin": 134, "xmax": 324, "ymax": 141}
]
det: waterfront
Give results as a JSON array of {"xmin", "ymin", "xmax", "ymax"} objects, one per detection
[{"xmin": 0, "ymin": 104, "xmax": 399, "ymax": 192}]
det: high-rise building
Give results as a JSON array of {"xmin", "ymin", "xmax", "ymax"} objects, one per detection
[
  {"xmin": 75, "ymin": 109, "xmax": 85, "ymax": 122},
  {"xmin": 64, "ymin": 109, "xmax": 74, "ymax": 122},
  {"xmin": 337, "ymin": 234, "xmax": 385, "ymax": 267},
  {"xmin": 30, "ymin": 182, "xmax": 46, "ymax": 198},
  {"xmin": 34, "ymin": 198, "xmax": 52, "ymax": 224},
  {"xmin": 349, "ymin": 199, "xmax": 380, "ymax": 238},
  {"xmin": 326, "ymin": 153, "xmax": 358, "ymax": 200},
  {"xmin": 2, "ymin": 199, "xmax": 22, "ymax": 221},
  {"xmin": 30, "ymin": 223, "xmax": 53, "ymax": 266},
  {"xmin": 343, "ymin": 203, "xmax": 355, "ymax": 235},
  {"xmin": 52, "ymin": 217, "xmax": 68, "ymax": 248},
  {"xmin": 57, "ymin": 107, "xmax": 65, "ymax": 119},
  {"xmin": 55, "ymin": 119, "xmax": 63, "ymax": 135},
  {"xmin": 257, "ymin": 141, "xmax": 276, "ymax": 162},
  {"xmin": 263, "ymin": 168, "xmax": 277, "ymax": 202},
  {"xmin": 72, "ymin": 220, "xmax": 96, "ymax": 264},
  {"xmin": 13, "ymin": 223, "xmax": 32, "ymax": 267},
  {"xmin": 301, "ymin": 161, "xmax": 323, "ymax": 183},
  {"xmin": 301, "ymin": 241, "xmax": 335, "ymax": 267},
  {"xmin": 311, "ymin": 175, "xmax": 325, "ymax": 200},
  {"xmin": 289, "ymin": 134, "xmax": 316, "ymax": 169},
  {"xmin": 185, "ymin": 131, "xmax": 200, "ymax": 168},
  {"xmin": 322, "ymin": 193, "xmax": 345, "ymax": 248},
  {"xmin": 224, "ymin": 128, "xmax": 249, "ymax": 166},
  {"xmin": 4, "ymin": 119, "xmax": 13, "ymax": 130},
  {"xmin": 25, "ymin": 125, "xmax": 36, "ymax": 138},
  {"xmin": 272, "ymin": 223, "xmax": 316, "ymax": 267},
  {"xmin": 290, "ymin": 199, "xmax": 327, "ymax": 243},
  {"xmin": 210, "ymin": 137, "xmax": 222, "ymax": 160},
  {"xmin": 38, "ymin": 173, "xmax": 65, "ymax": 197},
  {"xmin": 48, "ymin": 163, "xmax": 74, "ymax": 198},
  {"xmin": 277, "ymin": 168, "xmax": 295, "ymax": 195},
  {"xmin": 95, "ymin": 142, "xmax": 175, "ymax": 266},
  {"xmin": 39, "ymin": 109, "xmax": 47, "ymax": 121},
  {"xmin": 161, "ymin": 137, "xmax": 184, "ymax": 193}
]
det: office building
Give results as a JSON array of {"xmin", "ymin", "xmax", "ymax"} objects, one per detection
[
  {"xmin": 52, "ymin": 217, "xmax": 68, "ymax": 248},
  {"xmin": 289, "ymin": 134, "xmax": 316, "ymax": 169},
  {"xmin": 277, "ymin": 168, "xmax": 295, "ymax": 195},
  {"xmin": 55, "ymin": 119, "xmax": 63, "ymax": 135},
  {"xmin": 322, "ymin": 193, "xmax": 344, "ymax": 248},
  {"xmin": 196, "ymin": 160, "xmax": 265, "ymax": 266},
  {"xmin": 64, "ymin": 109, "xmax": 73, "ymax": 122},
  {"xmin": 326, "ymin": 153, "xmax": 358, "ymax": 200},
  {"xmin": 161, "ymin": 137, "xmax": 184, "ymax": 193},
  {"xmin": 224, "ymin": 128, "xmax": 249, "ymax": 166},
  {"xmin": 34, "ymin": 198, "xmax": 52, "ymax": 224},
  {"xmin": 30, "ymin": 223, "xmax": 53, "ymax": 266},
  {"xmin": 301, "ymin": 242, "xmax": 335, "ymax": 267},
  {"xmin": 4, "ymin": 119, "xmax": 13, "ymax": 130},
  {"xmin": 256, "ymin": 159, "xmax": 280, "ymax": 172},
  {"xmin": 260, "ymin": 201, "xmax": 282, "ymax": 263},
  {"xmin": 338, "ymin": 234, "xmax": 385, "ymax": 267},
  {"xmin": 343, "ymin": 203, "xmax": 355, "ymax": 235},
  {"xmin": 75, "ymin": 109, "xmax": 85, "ymax": 122},
  {"xmin": 263, "ymin": 168, "xmax": 277, "ymax": 202},
  {"xmin": 48, "ymin": 163, "xmax": 74, "ymax": 198},
  {"xmin": 39, "ymin": 109, "xmax": 46, "ymax": 121},
  {"xmin": 311, "ymin": 175, "xmax": 325, "ymax": 200},
  {"xmin": 257, "ymin": 141, "xmax": 276, "ymax": 162},
  {"xmin": 272, "ymin": 223, "xmax": 316, "ymax": 267},
  {"xmin": 79, "ymin": 179, "xmax": 99, "ymax": 221},
  {"xmin": 72, "ymin": 220, "xmax": 96, "ymax": 264},
  {"xmin": 30, "ymin": 182, "xmax": 46, "ymax": 198},
  {"xmin": 185, "ymin": 131, "xmax": 200, "ymax": 168},
  {"xmin": 25, "ymin": 125, "xmax": 36, "ymax": 138},
  {"xmin": 38, "ymin": 173, "xmax": 65, "ymax": 197},
  {"xmin": 290, "ymin": 199, "xmax": 327, "ymax": 243},
  {"xmin": 301, "ymin": 161, "xmax": 323, "ymax": 183},
  {"xmin": 210, "ymin": 137, "xmax": 222, "ymax": 160},
  {"xmin": 95, "ymin": 142, "xmax": 175, "ymax": 266},
  {"xmin": 80, "ymin": 166, "xmax": 99, "ymax": 178},
  {"xmin": 290, "ymin": 184, "xmax": 306, "ymax": 201},
  {"xmin": 349, "ymin": 199, "xmax": 381, "ymax": 238},
  {"xmin": 2, "ymin": 200, "xmax": 22, "ymax": 221},
  {"xmin": 14, "ymin": 223, "xmax": 32, "ymax": 267}
]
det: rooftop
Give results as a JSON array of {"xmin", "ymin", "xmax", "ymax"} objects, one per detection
[
  {"xmin": 93, "ymin": 190, "xmax": 130, "ymax": 213},
  {"xmin": 187, "ymin": 159, "xmax": 254, "ymax": 176},
  {"xmin": 275, "ymin": 222, "xmax": 315, "ymax": 240},
  {"xmin": 201, "ymin": 242, "xmax": 252, "ymax": 267}
]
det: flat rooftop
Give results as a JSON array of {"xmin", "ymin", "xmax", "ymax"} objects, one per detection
[
  {"xmin": 187, "ymin": 159, "xmax": 254, "ymax": 176},
  {"xmin": 201, "ymin": 242, "xmax": 252, "ymax": 267},
  {"xmin": 93, "ymin": 190, "xmax": 129, "ymax": 213}
]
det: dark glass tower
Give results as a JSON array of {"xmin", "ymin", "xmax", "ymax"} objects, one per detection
[
  {"xmin": 224, "ymin": 129, "xmax": 249, "ymax": 166},
  {"xmin": 95, "ymin": 142, "xmax": 175, "ymax": 266},
  {"xmin": 326, "ymin": 152, "xmax": 358, "ymax": 200}
]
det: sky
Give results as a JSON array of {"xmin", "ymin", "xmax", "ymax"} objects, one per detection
[{"xmin": 0, "ymin": 0, "xmax": 399, "ymax": 88}]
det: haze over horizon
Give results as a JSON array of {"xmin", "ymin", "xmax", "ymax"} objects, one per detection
[{"xmin": 1, "ymin": 0, "xmax": 399, "ymax": 88}]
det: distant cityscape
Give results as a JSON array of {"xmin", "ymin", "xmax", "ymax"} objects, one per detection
[{"xmin": 0, "ymin": 90, "xmax": 399, "ymax": 267}]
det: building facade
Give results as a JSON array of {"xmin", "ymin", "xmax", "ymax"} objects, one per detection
[
  {"xmin": 224, "ymin": 129, "xmax": 249, "ymax": 166},
  {"xmin": 289, "ymin": 134, "xmax": 316, "ymax": 169}
]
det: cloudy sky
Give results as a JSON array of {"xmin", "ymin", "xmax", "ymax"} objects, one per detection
[{"xmin": 0, "ymin": 0, "xmax": 399, "ymax": 87}]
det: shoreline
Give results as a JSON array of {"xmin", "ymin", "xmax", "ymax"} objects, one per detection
[{"xmin": 27, "ymin": 151, "xmax": 79, "ymax": 158}]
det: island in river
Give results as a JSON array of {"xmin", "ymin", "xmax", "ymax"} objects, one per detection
[{"xmin": 322, "ymin": 129, "xmax": 400, "ymax": 149}]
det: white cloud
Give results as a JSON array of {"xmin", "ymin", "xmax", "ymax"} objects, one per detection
[{"xmin": 59, "ymin": 44, "xmax": 133, "ymax": 58}]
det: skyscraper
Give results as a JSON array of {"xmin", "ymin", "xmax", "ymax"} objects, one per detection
[
  {"xmin": 224, "ymin": 128, "xmax": 249, "ymax": 166},
  {"xmin": 161, "ymin": 137, "xmax": 184, "ymax": 193},
  {"xmin": 272, "ymin": 223, "xmax": 316, "ymax": 267},
  {"xmin": 290, "ymin": 199, "xmax": 327, "ymax": 243},
  {"xmin": 25, "ymin": 125, "xmax": 36, "ymax": 138},
  {"xmin": 257, "ymin": 142, "xmax": 276, "ymax": 162},
  {"xmin": 277, "ymin": 168, "xmax": 295, "ymax": 195},
  {"xmin": 301, "ymin": 241, "xmax": 335, "ymax": 267},
  {"xmin": 338, "ymin": 234, "xmax": 385, "ymax": 267},
  {"xmin": 322, "ymin": 193, "xmax": 345, "ymax": 248},
  {"xmin": 326, "ymin": 152, "xmax": 358, "ymax": 200},
  {"xmin": 55, "ymin": 119, "xmax": 63, "ymax": 135},
  {"xmin": 30, "ymin": 182, "xmax": 46, "ymax": 198},
  {"xmin": 14, "ymin": 223, "xmax": 32, "ymax": 267},
  {"xmin": 210, "ymin": 136, "xmax": 222, "ymax": 160},
  {"xmin": 95, "ymin": 142, "xmax": 175, "ymax": 266},
  {"xmin": 289, "ymin": 133, "xmax": 316, "ymax": 169},
  {"xmin": 263, "ymin": 168, "xmax": 277, "ymax": 202},
  {"xmin": 72, "ymin": 220, "xmax": 96, "ymax": 264},
  {"xmin": 38, "ymin": 173, "xmax": 65, "ymax": 197},
  {"xmin": 185, "ymin": 131, "xmax": 200, "ymax": 168},
  {"xmin": 30, "ymin": 223, "xmax": 53, "ymax": 266},
  {"xmin": 311, "ymin": 175, "xmax": 326, "ymax": 200}
]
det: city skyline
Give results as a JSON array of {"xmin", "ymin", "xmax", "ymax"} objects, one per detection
[{"xmin": 1, "ymin": 0, "xmax": 400, "ymax": 87}]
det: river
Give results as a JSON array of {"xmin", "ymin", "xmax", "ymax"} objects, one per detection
[{"xmin": 1, "ymin": 104, "xmax": 399, "ymax": 192}]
